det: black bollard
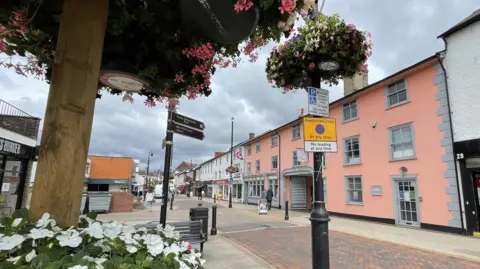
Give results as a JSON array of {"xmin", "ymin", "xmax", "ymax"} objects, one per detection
[
  {"xmin": 170, "ymin": 192, "xmax": 174, "ymax": 210},
  {"xmin": 213, "ymin": 195, "xmax": 216, "ymax": 203},
  {"xmin": 285, "ymin": 200, "xmax": 289, "ymax": 221},
  {"xmin": 211, "ymin": 205, "xmax": 217, "ymax": 236}
]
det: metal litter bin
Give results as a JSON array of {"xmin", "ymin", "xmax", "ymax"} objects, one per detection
[{"xmin": 189, "ymin": 203, "xmax": 209, "ymax": 241}]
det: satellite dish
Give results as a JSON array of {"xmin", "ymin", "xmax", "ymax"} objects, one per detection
[{"xmin": 180, "ymin": 0, "xmax": 260, "ymax": 44}]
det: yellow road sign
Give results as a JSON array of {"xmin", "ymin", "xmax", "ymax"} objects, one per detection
[{"xmin": 303, "ymin": 117, "xmax": 337, "ymax": 142}]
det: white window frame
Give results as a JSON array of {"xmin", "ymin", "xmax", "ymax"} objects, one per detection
[
  {"xmin": 292, "ymin": 124, "xmax": 301, "ymax": 140},
  {"xmin": 247, "ymin": 163, "xmax": 251, "ymax": 174},
  {"xmin": 247, "ymin": 145, "xmax": 252, "ymax": 155},
  {"xmin": 345, "ymin": 176, "xmax": 363, "ymax": 205},
  {"xmin": 343, "ymin": 135, "xmax": 361, "ymax": 165},
  {"xmin": 256, "ymin": 141, "xmax": 261, "ymax": 152},
  {"xmin": 271, "ymin": 155, "xmax": 278, "ymax": 170},
  {"xmin": 388, "ymin": 122, "xmax": 416, "ymax": 161},
  {"xmin": 385, "ymin": 78, "xmax": 409, "ymax": 108},
  {"xmin": 255, "ymin": 160, "xmax": 260, "ymax": 173},
  {"xmin": 342, "ymin": 100, "xmax": 358, "ymax": 123},
  {"xmin": 271, "ymin": 135, "xmax": 278, "ymax": 147},
  {"xmin": 292, "ymin": 151, "xmax": 301, "ymax": 166}
]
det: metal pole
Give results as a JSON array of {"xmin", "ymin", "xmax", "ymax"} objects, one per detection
[
  {"xmin": 229, "ymin": 117, "xmax": 234, "ymax": 208},
  {"xmin": 144, "ymin": 152, "xmax": 152, "ymax": 199},
  {"xmin": 170, "ymin": 191, "xmax": 174, "ymax": 210},
  {"xmin": 211, "ymin": 205, "xmax": 218, "ymax": 235},
  {"xmin": 310, "ymin": 68, "xmax": 330, "ymax": 269},
  {"xmin": 285, "ymin": 200, "xmax": 289, "ymax": 221},
  {"xmin": 160, "ymin": 110, "xmax": 174, "ymax": 227}
]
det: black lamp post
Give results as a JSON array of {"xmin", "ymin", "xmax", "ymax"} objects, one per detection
[
  {"xmin": 229, "ymin": 117, "xmax": 234, "ymax": 208},
  {"xmin": 144, "ymin": 151, "xmax": 153, "ymax": 199}
]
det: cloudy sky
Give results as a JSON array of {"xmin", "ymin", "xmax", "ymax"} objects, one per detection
[{"xmin": 1, "ymin": 0, "xmax": 479, "ymax": 172}]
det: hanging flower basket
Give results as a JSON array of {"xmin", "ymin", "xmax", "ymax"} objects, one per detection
[
  {"xmin": 225, "ymin": 166, "xmax": 239, "ymax": 174},
  {"xmin": 265, "ymin": 13, "xmax": 373, "ymax": 91},
  {"xmin": 0, "ymin": 0, "xmax": 315, "ymax": 108}
]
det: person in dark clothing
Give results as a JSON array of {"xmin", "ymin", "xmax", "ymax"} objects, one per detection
[{"xmin": 266, "ymin": 188, "xmax": 274, "ymax": 210}]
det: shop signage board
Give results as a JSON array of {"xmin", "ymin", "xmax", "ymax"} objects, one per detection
[
  {"xmin": 303, "ymin": 117, "xmax": 338, "ymax": 152},
  {"xmin": 171, "ymin": 112, "xmax": 205, "ymax": 141},
  {"xmin": 308, "ymin": 87, "xmax": 329, "ymax": 117}
]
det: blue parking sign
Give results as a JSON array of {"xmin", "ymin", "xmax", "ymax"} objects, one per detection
[{"xmin": 309, "ymin": 87, "xmax": 317, "ymax": 105}]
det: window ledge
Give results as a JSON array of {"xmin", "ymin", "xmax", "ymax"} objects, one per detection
[
  {"xmin": 342, "ymin": 117, "xmax": 359, "ymax": 124},
  {"xmin": 386, "ymin": 100, "xmax": 411, "ymax": 110},
  {"xmin": 271, "ymin": 145, "xmax": 278, "ymax": 148},
  {"xmin": 346, "ymin": 202, "xmax": 364, "ymax": 206},
  {"xmin": 343, "ymin": 162, "xmax": 362, "ymax": 167},
  {"xmin": 389, "ymin": 156, "xmax": 417, "ymax": 162},
  {"xmin": 292, "ymin": 137, "xmax": 301, "ymax": 141}
]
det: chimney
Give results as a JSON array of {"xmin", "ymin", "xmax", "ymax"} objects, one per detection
[
  {"xmin": 249, "ymin": 133, "xmax": 255, "ymax": 140},
  {"xmin": 343, "ymin": 71, "xmax": 369, "ymax": 96},
  {"xmin": 214, "ymin": 152, "xmax": 224, "ymax": 158}
]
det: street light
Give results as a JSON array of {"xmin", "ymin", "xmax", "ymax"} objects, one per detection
[
  {"xmin": 144, "ymin": 151, "xmax": 153, "ymax": 199},
  {"xmin": 229, "ymin": 117, "xmax": 234, "ymax": 208}
]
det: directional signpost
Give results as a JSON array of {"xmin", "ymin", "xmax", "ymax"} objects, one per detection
[{"xmin": 160, "ymin": 111, "xmax": 205, "ymax": 227}]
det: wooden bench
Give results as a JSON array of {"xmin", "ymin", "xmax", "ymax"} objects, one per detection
[{"xmin": 136, "ymin": 220, "xmax": 206, "ymax": 254}]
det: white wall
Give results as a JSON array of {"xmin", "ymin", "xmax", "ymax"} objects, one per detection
[{"xmin": 444, "ymin": 21, "xmax": 480, "ymax": 142}]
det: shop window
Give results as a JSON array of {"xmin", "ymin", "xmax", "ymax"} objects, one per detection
[
  {"xmin": 88, "ymin": 184, "xmax": 110, "ymax": 192},
  {"xmin": 345, "ymin": 176, "xmax": 363, "ymax": 205}
]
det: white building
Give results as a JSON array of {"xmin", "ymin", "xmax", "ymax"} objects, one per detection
[
  {"xmin": 439, "ymin": 9, "xmax": 480, "ymax": 235},
  {"xmin": 198, "ymin": 142, "xmax": 246, "ymax": 203}
]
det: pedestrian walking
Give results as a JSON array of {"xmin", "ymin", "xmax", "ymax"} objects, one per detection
[
  {"xmin": 260, "ymin": 188, "xmax": 267, "ymax": 199},
  {"xmin": 266, "ymin": 187, "xmax": 274, "ymax": 210},
  {"xmin": 145, "ymin": 190, "xmax": 154, "ymax": 212},
  {"xmin": 201, "ymin": 190, "xmax": 205, "ymax": 200}
]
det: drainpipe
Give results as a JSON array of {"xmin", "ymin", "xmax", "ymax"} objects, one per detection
[
  {"xmin": 274, "ymin": 129, "xmax": 281, "ymax": 209},
  {"xmin": 436, "ymin": 44, "xmax": 465, "ymax": 233}
]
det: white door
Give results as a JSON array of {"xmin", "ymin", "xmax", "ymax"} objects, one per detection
[
  {"xmin": 395, "ymin": 180, "xmax": 420, "ymax": 227},
  {"xmin": 290, "ymin": 177, "xmax": 307, "ymax": 210}
]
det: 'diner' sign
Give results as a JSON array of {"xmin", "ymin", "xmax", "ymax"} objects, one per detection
[{"xmin": 303, "ymin": 117, "xmax": 338, "ymax": 152}]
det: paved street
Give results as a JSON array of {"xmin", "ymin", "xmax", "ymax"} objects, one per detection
[{"xmin": 98, "ymin": 196, "xmax": 480, "ymax": 269}]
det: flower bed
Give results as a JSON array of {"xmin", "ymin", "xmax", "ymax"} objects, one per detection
[
  {"xmin": 0, "ymin": 209, "xmax": 205, "ymax": 269},
  {"xmin": 266, "ymin": 13, "xmax": 373, "ymax": 91}
]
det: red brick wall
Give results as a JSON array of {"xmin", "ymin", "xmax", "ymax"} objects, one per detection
[{"xmin": 109, "ymin": 192, "xmax": 134, "ymax": 213}]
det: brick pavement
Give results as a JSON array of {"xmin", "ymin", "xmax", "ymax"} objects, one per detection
[{"xmin": 224, "ymin": 226, "xmax": 480, "ymax": 269}]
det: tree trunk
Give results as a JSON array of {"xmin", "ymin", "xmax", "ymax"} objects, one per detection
[{"xmin": 30, "ymin": 0, "xmax": 109, "ymax": 227}]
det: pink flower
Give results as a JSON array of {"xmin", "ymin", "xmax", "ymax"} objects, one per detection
[
  {"xmin": 279, "ymin": 0, "xmax": 296, "ymax": 14},
  {"xmin": 365, "ymin": 50, "xmax": 373, "ymax": 57},
  {"xmin": 0, "ymin": 40, "xmax": 7, "ymax": 52},
  {"xmin": 51, "ymin": 50, "xmax": 56, "ymax": 56},
  {"xmin": 174, "ymin": 73, "xmax": 184, "ymax": 83},
  {"xmin": 295, "ymin": 51, "xmax": 300, "ymax": 58},
  {"xmin": 358, "ymin": 63, "xmax": 368, "ymax": 71},
  {"xmin": 144, "ymin": 97, "xmax": 156, "ymax": 107},
  {"xmin": 308, "ymin": 63, "xmax": 315, "ymax": 70},
  {"xmin": 186, "ymin": 242, "xmax": 192, "ymax": 250},
  {"xmin": 234, "ymin": 0, "xmax": 254, "ymax": 13},
  {"xmin": 368, "ymin": 32, "xmax": 372, "ymax": 38},
  {"xmin": 347, "ymin": 24, "xmax": 356, "ymax": 29}
]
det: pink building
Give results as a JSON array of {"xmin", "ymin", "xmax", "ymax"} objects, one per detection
[
  {"xmin": 317, "ymin": 55, "xmax": 461, "ymax": 233},
  {"xmin": 243, "ymin": 113, "xmax": 314, "ymax": 209}
]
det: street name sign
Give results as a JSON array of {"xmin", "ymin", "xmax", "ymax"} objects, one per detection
[
  {"xmin": 303, "ymin": 117, "xmax": 337, "ymax": 152},
  {"xmin": 172, "ymin": 112, "xmax": 205, "ymax": 130},
  {"xmin": 308, "ymin": 87, "xmax": 329, "ymax": 117},
  {"xmin": 171, "ymin": 121, "xmax": 205, "ymax": 141}
]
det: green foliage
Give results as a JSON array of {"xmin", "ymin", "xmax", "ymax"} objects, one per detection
[
  {"xmin": 265, "ymin": 13, "xmax": 373, "ymax": 90},
  {"xmin": 0, "ymin": 209, "xmax": 205, "ymax": 269}
]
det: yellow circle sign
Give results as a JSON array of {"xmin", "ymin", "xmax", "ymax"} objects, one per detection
[{"xmin": 303, "ymin": 117, "xmax": 337, "ymax": 142}]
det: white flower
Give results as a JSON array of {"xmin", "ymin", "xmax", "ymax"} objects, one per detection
[
  {"xmin": 0, "ymin": 234, "xmax": 26, "ymax": 250},
  {"xmin": 102, "ymin": 221, "xmax": 123, "ymax": 239},
  {"xmin": 57, "ymin": 229, "xmax": 83, "ymax": 247},
  {"xmin": 160, "ymin": 224, "xmax": 180, "ymax": 240},
  {"xmin": 69, "ymin": 266, "xmax": 88, "ymax": 269},
  {"xmin": 120, "ymin": 232, "xmax": 138, "ymax": 245},
  {"xmin": 0, "ymin": 233, "xmax": 3, "ymax": 238},
  {"xmin": 141, "ymin": 234, "xmax": 164, "ymax": 256},
  {"xmin": 82, "ymin": 222, "xmax": 104, "ymax": 239},
  {"xmin": 175, "ymin": 257, "xmax": 191, "ymax": 269},
  {"xmin": 181, "ymin": 251, "xmax": 199, "ymax": 266},
  {"xmin": 29, "ymin": 228, "xmax": 55, "ymax": 239},
  {"xmin": 94, "ymin": 239, "xmax": 111, "ymax": 252},
  {"xmin": 163, "ymin": 243, "xmax": 181, "ymax": 256},
  {"xmin": 126, "ymin": 245, "xmax": 138, "ymax": 253},
  {"xmin": 6, "ymin": 256, "xmax": 21, "ymax": 263},
  {"xmin": 26, "ymin": 249, "xmax": 37, "ymax": 262},
  {"xmin": 12, "ymin": 218, "xmax": 23, "ymax": 227},
  {"xmin": 83, "ymin": 256, "xmax": 107, "ymax": 268},
  {"xmin": 36, "ymin": 213, "xmax": 56, "ymax": 228}
]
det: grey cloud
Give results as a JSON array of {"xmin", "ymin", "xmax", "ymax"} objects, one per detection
[{"xmin": 1, "ymin": 1, "xmax": 478, "ymax": 171}]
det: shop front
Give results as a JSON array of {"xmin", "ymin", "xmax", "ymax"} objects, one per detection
[
  {"xmin": 265, "ymin": 172, "xmax": 280, "ymax": 208},
  {"xmin": 0, "ymin": 137, "xmax": 35, "ymax": 217},
  {"xmin": 205, "ymin": 180, "xmax": 213, "ymax": 198},
  {"xmin": 244, "ymin": 174, "xmax": 265, "ymax": 205},
  {"xmin": 213, "ymin": 179, "xmax": 229, "ymax": 200},
  {"xmin": 281, "ymin": 166, "xmax": 313, "ymax": 211}
]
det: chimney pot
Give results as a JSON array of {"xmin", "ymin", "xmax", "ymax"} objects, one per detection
[
  {"xmin": 343, "ymin": 71, "xmax": 369, "ymax": 96},
  {"xmin": 249, "ymin": 133, "xmax": 255, "ymax": 139}
]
